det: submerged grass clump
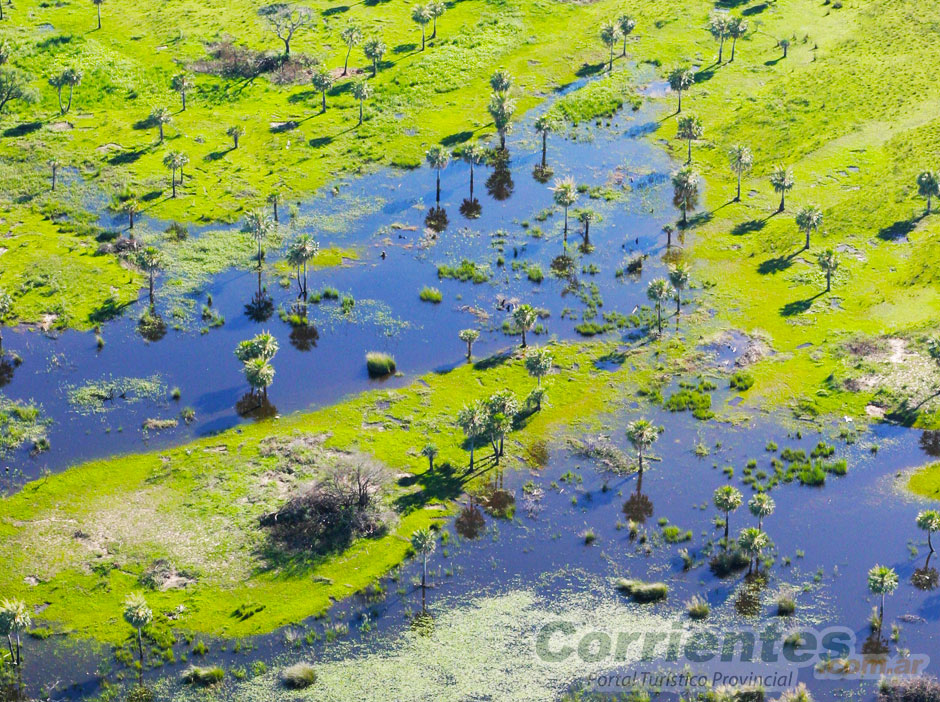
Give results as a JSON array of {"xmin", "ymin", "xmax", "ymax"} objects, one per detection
[
  {"xmin": 182, "ymin": 666, "xmax": 224, "ymax": 687},
  {"xmin": 686, "ymin": 595, "xmax": 710, "ymax": 620},
  {"xmin": 0, "ymin": 396, "xmax": 49, "ymax": 455},
  {"xmin": 437, "ymin": 259, "xmax": 491, "ymax": 283},
  {"xmin": 615, "ymin": 578, "xmax": 668, "ymax": 603},
  {"xmin": 66, "ymin": 375, "xmax": 166, "ymax": 414},
  {"xmin": 281, "ymin": 662, "xmax": 317, "ymax": 689},
  {"xmin": 366, "ymin": 352, "xmax": 397, "ymax": 378},
  {"xmin": 419, "ymin": 287, "xmax": 443, "ymax": 303}
]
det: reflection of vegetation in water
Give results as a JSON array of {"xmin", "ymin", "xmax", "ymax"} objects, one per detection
[
  {"xmin": 0, "ymin": 395, "xmax": 49, "ymax": 455},
  {"xmin": 66, "ymin": 375, "xmax": 167, "ymax": 414}
]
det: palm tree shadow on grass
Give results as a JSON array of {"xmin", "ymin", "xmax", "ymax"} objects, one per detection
[
  {"xmin": 878, "ymin": 215, "xmax": 921, "ymax": 241},
  {"xmin": 732, "ymin": 218, "xmax": 766, "ymax": 236},
  {"xmin": 757, "ymin": 250, "xmax": 800, "ymax": 275},
  {"xmin": 779, "ymin": 291, "xmax": 823, "ymax": 317}
]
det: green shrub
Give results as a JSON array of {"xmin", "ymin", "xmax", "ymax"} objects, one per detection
[
  {"xmin": 730, "ymin": 371, "xmax": 755, "ymax": 391},
  {"xmin": 182, "ymin": 666, "xmax": 224, "ymax": 686},
  {"xmin": 366, "ymin": 352, "xmax": 396, "ymax": 378},
  {"xmin": 776, "ymin": 597, "xmax": 796, "ymax": 616},
  {"xmin": 686, "ymin": 595, "xmax": 710, "ymax": 620},
  {"xmin": 419, "ymin": 286, "xmax": 442, "ymax": 303},
  {"xmin": 615, "ymin": 578, "xmax": 668, "ymax": 603},
  {"xmin": 527, "ymin": 265, "xmax": 544, "ymax": 283},
  {"xmin": 662, "ymin": 525, "xmax": 692, "ymax": 543},
  {"xmin": 281, "ymin": 662, "xmax": 317, "ymax": 689}
]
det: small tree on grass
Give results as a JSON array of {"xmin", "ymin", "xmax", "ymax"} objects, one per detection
[
  {"xmin": 551, "ymin": 177, "xmax": 578, "ymax": 242},
  {"xmin": 778, "ymin": 38, "xmax": 790, "ymax": 58},
  {"xmin": 668, "ymin": 262, "xmax": 691, "ymax": 317},
  {"xmin": 709, "ymin": 13, "xmax": 730, "ymax": 63},
  {"xmin": 525, "ymin": 347, "xmax": 553, "ymax": 387},
  {"xmin": 244, "ymin": 209, "xmax": 275, "ymax": 268},
  {"xmin": 266, "ymin": 5, "xmax": 312, "ymax": 58},
  {"xmin": 411, "ymin": 5, "xmax": 431, "ymax": 51},
  {"xmin": 667, "ymin": 66, "xmax": 694, "ymax": 113},
  {"xmin": 421, "ymin": 443, "xmax": 438, "ymax": 472},
  {"xmin": 0, "ymin": 598, "xmax": 30, "ymax": 666},
  {"xmin": 485, "ymin": 389, "xmax": 519, "ymax": 459},
  {"xmin": 770, "ymin": 164, "xmax": 794, "ymax": 212},
  {"xmin": 867, "ymin": 564, "xmax": 898, "ymax": 622},
  {"xmin": 363, "ymin": 37, "xmax": 386, "ymax": 77},
  {"xmin": 817, "ymin": 248, "xmax": 838, "ymax": 292},
  {"xmin": 411, "ymin": 528, "xmax": 436, "ymax": 606},
  {"xmin": 92, "ymin": 0, "xmax": 104, "ymax": 30},
  {"xmin": 917, "ymin": 509, "xmax": 940, "ymax": 552},
  {"xmin": 600, "ymin": 21, "xmax": 621, "ymax": 72},
  {"xmin": 728, "ymin": 144, "xmax": 752, "ymax": 202},
  {"xmin": 457, "ymin": 401, "xmax": 487, "ymax": 469},
  {"xmin": 917, "ymin": 170, "xmax": 939, "ymax": 215},
  {"xmin": 626, "ymin": 419, "xmax": 660, "ymax": 479},
  {"xmin": 311, "ymin": 68, "xmax": 334, "ymax": 112},
  {"xmin": 341, "ymin": 24, "xmax": 363, "ymax": 74},
  {"xmin": 512, "ymin": 304, "xmax": 537, "ymax": 348},
  {"xmin": 123, "ymin": 593, "xmax": 152, "ymax": 672},
  {"xmin": 488, "ymin": 91, "xmax": 515, "ymax": 151},
  {"xmin": 427, "ymin": 1, "xmax": 446, "ymax": 39},
  {"xmin": 672, "ymin": 166, "xmax": 700, "ymax": 226},
  {"xmin": 163, "ymin": 150, "xmax": 186, "ymax": 198},
  {"xmin": 170, "ymin": 73, "xmax": 193, "ymax": 111},
  {"xmin": 728, "ymin": 16, "xmax": 748, "ymax": 62},
  {"xmin": 351, "ymin": 79, "xmax": 372, "ymax": 126},
  {"xmin": 0, "ymin": 68, "xmax": 38, "ymax": 114},
  {"xmin": 227, "ymin": 125, "xmax": 245, "ymax": 149},
  {"xmin": 617, "ymin": 14, "xmax": 636, "ymax": 56},
  {"xmin": 49, "ymin": 158, "xmax": 60, "ymax": 191},
  {"xmin": 646, "ymin": 277, "xmax": 673, "ymax": 334},
  {"xmin": 490, "ymin": 69, "xmax": 512, "ymax": 94},
  {"xmin": 713, "ymin": 485, "xmax": 743, "ymax": 546},
  {"xmin": 676, "ymin": 113, "xmax": 703, "ymax": 164},
  {"xmin": 459, "ymin": 328, "xmax": 479, "ymax": 360},
  {"xmin": 150, "ymin": 106, "xmax": 171, "ymax": 143},
  {"xmin": 796, "ymin": 205, "xmax": 823, "ymax": 249}
]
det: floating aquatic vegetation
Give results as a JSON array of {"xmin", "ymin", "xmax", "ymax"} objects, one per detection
[{"xmin": 66, "ymin": 375, "xmax": 167, "ymax": 414}]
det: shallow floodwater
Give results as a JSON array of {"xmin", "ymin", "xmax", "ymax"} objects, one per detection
[{"xmin": 2, "ymin": 79, "xmax": 676, "ymax": 480}]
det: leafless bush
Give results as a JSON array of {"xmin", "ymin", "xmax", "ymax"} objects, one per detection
[{"xmin": 879, "ymin": 676, "xmax": 940, "ymax": 702}]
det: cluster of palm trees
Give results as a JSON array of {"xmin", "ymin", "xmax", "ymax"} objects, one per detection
[
  {"xmin": 597, "ymin": 15, "xmax": 636, "ymax": 73},
  {"xmin": 712, "ymin": 485, "xmax": 776, "ymax": 574},
  {"xmin": 235, "ymin": 331, "xmax": 278, "ymax": 397},
  {"xmin": 708, "ymin": 12, "xmax": 748, "ymax": 64},
  {"xmin": 487, "ymin": 69, "xmax": 516, "ymax": 151},
  {"xmin": 410, "ymin": 1, "xmax": 445, "ymax": 51},
  {"xmin": 645, "ymin": 262, "xmax": 691, "ymax": 334},
  {"xmin": 0, "ymin": 598, "xmax": 30, "ymax": 667}
]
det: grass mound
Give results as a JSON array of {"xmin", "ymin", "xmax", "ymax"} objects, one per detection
[
  {"xmin": 182, "ymin": 666, "xmax": 224, "ymax": 687},
  {"xmin": 614, "ymin": 577, "xmax": 668, "ymax": 603},
  {"xmin": 281, "ymin": 662, "xmax": 317, "ymax": 689},
  {"xmin": 366, "ymin": 352, "xmax": 397, "ymax": 378}
]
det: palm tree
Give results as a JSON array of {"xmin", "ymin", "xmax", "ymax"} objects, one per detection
[
  {"xmin": 122, "ymin": 198, "xmax": 140, "ymax": 230},
  {"xmin": 728, "ymin": 144, "xmax": 753, "ymax": 201},
  {"xmin": 817, "ymin": 248, "xmax": 838, "ymax": 292},
  {"xmin": 137, "ymin": 246, "xmax": 163, "ymax": 306},
  {"xmin": 485, "ymin": 389, "xmax": 518, "ymax": 459},
  {"xmin": 234, "ymin": 331, "xmax": 279, "ymax": 363},
  {"xmin": 738, "ymin": 527, "xmax": 769, "ymax": 574},
  {"xmin": 49, "ymin": 71, "xmax": 67, "ymax": 114},
  {"xmin": 311, "ymin": 67, "xmax": 334, "ymax": 112},
  {"xmin": 646, "ymin": 277, "xmax": 672, "ymax": 334},
  {"xmin": 713, "ymin": 485, "xmax": 742, "ymax": 546},
  {"xmin": 49, "ymin": 158, "xmax": 60, "ymax": 191},
  {"xmin": 411, "ymin": 5, "xmax": 431, "ymax": 51},
  {"xmin": 0, "ymin": 598, "xmax": 30, "ymax": 666},
  {"xmin": 411, "ymin": 527, "xmax": 437, "ymax": 607},
  {"xmin": 667, "ymin": 66, "xmax": 694, "ymax": 113},
  {"xmin": 421, "ymin": 443, "xmax": 438, "ymax": 472},
  {"xmin": 244, "ymin": 357, "xmax": 275, "ymax": 396},
  {"xmin": 524, "ymin": 347, "xmax": 553, "ymax": 387},
  {"xmin": 917, "ymin": 171, "xmax": 939, "ymax": 215},
  {"xmin": 490, "ymin": 69, "xmax": 512, "ymax": 94},
  {"xmin": 487, "ymin": 91, "xmax": 515, "ymax": 150},
  {"xmin": 795, "ymin": 205, "xmax": 823, "ymax": 249},
  {"xmin": 150, "ymin": 106, "xmax": 171, "ymax": 143},
  {"xmin": 576, "ymin": 209, "xmax": 597, "ymax": 247},
  {"xmin": 625, "ymin": 419, "xmax": 660, "ymax": 478},
  {"xmin": 459, "ymin": 328, "xmax": 479, "ymax": 360},
  {"xmin": 122, "ymin": 593, "xmax": 152, "ymax": 672},
  {"xmin": 163, "ymin": 151, "xmax": 186, "ymax": 198},
  {"xmin": 534, "ymin": 114, "xmax": 558, "ymax": 170},
  {"xmin": 60, "ymin": 67, "xmax": 81, "ymax": 113},
  {"xmin": 244, "ymin": 209, "xmax": 275, "ymax": 268},
  {"xmin": 551, "ymin": 177, "xmax": 578, "ymax": 242},
  {"xmin": 748, "ymin": 492, "xmax": 775, "ymax": 531},
  {"xmin": 351, "ymin": 79, "xmax": 372, "ymax": 125},
  {"xmin": 709, "ymin": 13, "xmax": 730, "ymax": 63},
  {"xmin": 92, "ymin": 0, "xmax": 104, "ymax": 29},
  {"xmin": 867, "ymin": 564, "xmax": 899, "ymax": 622},
  {"xmin": 779, "ymin": 38, "xmax": 790, "ymax": 58},
  {"xmin": 668, "ymin": 262, "xmax": 691, "ymax": 317},
  {"xmin": 676, "ymin": 113, "xmax": 703, "ymax": 164},
  {"xmin": 363, "ymin": 37, "xmax": 386, "ymax": 77},
  {"xmin": 600, "ymin": 21, "xmax": 621, "ymax": 72},
  {"xmin": 227, "ymin": 124, "xmax": 245, "ymax": 149},
  {"xmin": 461, "ymin": 142, "xmax": 482, "ymax": 200},
  {"xmin": 672, "ymin": 166, "xmax": 700, "ymax": 226},
  {"xmin": 427, "ymin": 1, "xmax": 445, "ymax": 39},
  {"xmin": 341, "ymin": 25, "xmax": 363, "ymax": 75},
  {"xmin": 170, "ymin": 73, "xmax": 193, "ymax": 111},
  {"xmin": 917, "ymin": 510, "xmax": 940, "ymax": 552},
  {"xmin": 426, "ymin": 145, "xmax": 450, "ymax": 204},
  {"xmin": 286, "ymin": 234, "xmax": 319, "ymax": 299},
  {"xmin": 267, "ymin": 190, "xmax": 280, "ymax": 222},
  {"xmin": 616, "ymin": 14, "xmax": 636, "ymax": 56},
  {"xmin": 0, "ymin": 290, "xmax": 12, "ymax": 351},
  {"xmin": 512, "ymin": 304, "xmax": 538, "ymax": 348},
  {"xmin": 728, "ymin": 16, "xmax": 748, "ymax": 62},
  {"xmin": 457, "ymin": 401, "xmax": 486, "ymax": 468},
  {"xmin": 770, "ymin": 164, "xmax": 794, "ymax": 212}
]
